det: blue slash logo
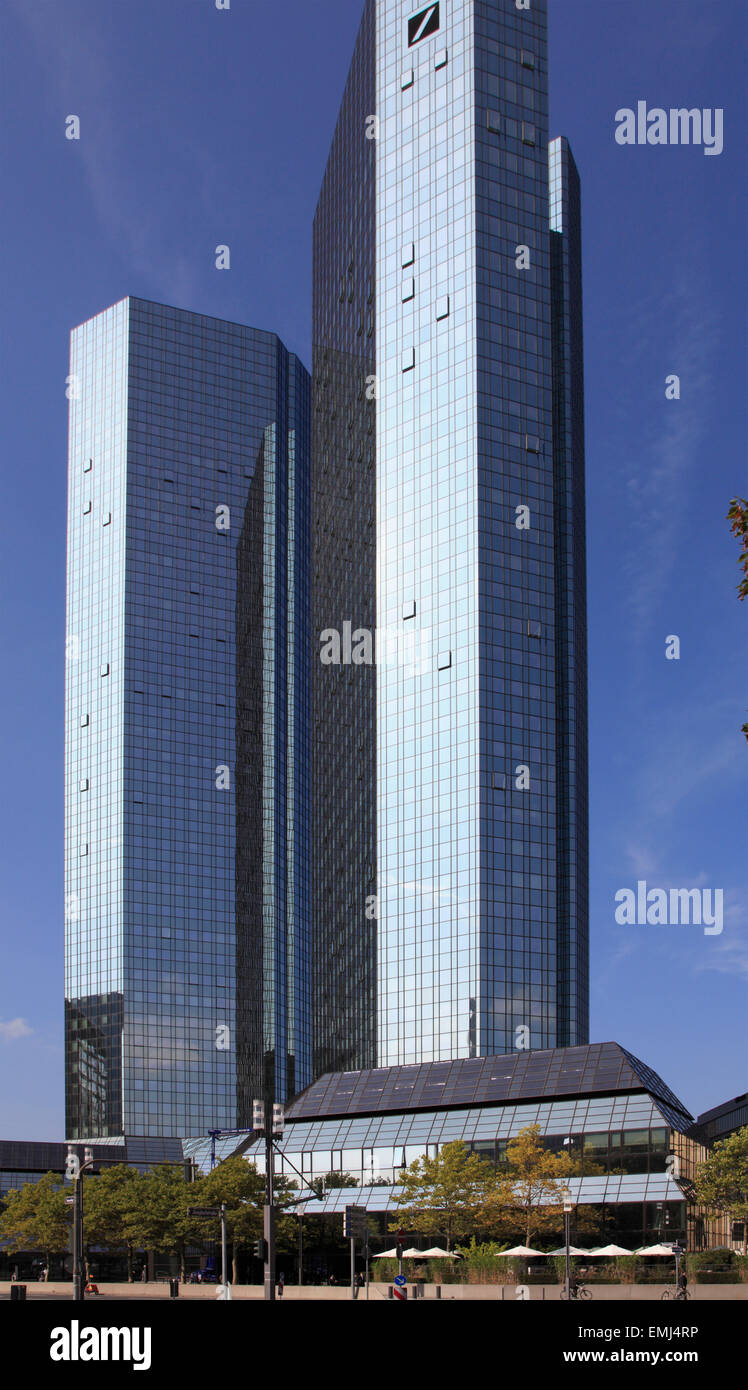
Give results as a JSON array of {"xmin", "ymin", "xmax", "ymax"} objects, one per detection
[{"xmin": 408, "ymin": 4, "xmax": 440, "ymax": 47}]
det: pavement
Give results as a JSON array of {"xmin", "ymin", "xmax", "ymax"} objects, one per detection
[{"xmin": 5, "ymin": 1281, "xmax": 748, "ymax": 1301}]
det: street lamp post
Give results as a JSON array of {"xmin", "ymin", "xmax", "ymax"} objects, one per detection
[
  {"xmin": 220, "ymin": 1204, "xmax": 229, "ymax": 1300},
  {"xmin": 563, "ymin": 1199, "xmax": 573, "ymax": 1302},
  {"xmin": 66, "ymin": 1146, "xmax": 94, "ymax": 1302}
]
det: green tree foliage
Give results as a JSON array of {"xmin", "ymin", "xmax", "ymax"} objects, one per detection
[
  {"xmin": 389, "ymin": 1128, "xmax": 603, "ymax": 1251},
  {"xmin": 695, "ymin": 1126, "xmax": 748, "ymax": 1253},
  {"xmin": 500, "ymin": 1124, "xmax": 593, "ymax": 1247},
  {"xmin": 728, "ymin": 499, "xmax": 748, "ymax": 602},
  {"xmin": 82, "ymin": 1165, "xmax": 142, "ymax": 1281},
  {"xmin": 0, "ymin": 1172, "xmax": 71, "ymax": 1271},
  {"xmin": 390, "ymin": 1140, "xmax": 503, "ymax": 1250},
  {"xmin": 119, "ymin": 1163, "xmax": 201, "ymax": 1280},
  {"xmin": 201, "ymin": 1156, "xmax": 266, "ymax": 1280},
  {"xmin": 727, "ymin": 498, "xmax": 748, "ymax": 741}
]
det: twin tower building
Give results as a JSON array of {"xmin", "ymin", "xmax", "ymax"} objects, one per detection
[{"xmin": 65, "ymin": 0, "xmax": 588, "ymax": 1140}]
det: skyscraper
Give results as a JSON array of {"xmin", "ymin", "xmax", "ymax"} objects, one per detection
[
  {"xmin": 312, "ymin": 0, "xmax": 588, "ymax": 1068},
  {"xmin": 64, "ymin": 297, "xmax": 310, "ymax": 1138}
]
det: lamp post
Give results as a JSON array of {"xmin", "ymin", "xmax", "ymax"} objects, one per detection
[{"xmin": 563, "ymin": 1199, "xmax": 573, "ymax": 1301}]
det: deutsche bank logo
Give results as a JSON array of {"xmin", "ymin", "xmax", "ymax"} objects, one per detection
[{"xmin": 408, "ymin": 3, "xmax": 440, "ymax": 47}]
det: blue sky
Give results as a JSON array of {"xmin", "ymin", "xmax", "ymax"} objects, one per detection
[{"xmin": 0, "ymin": 0, "xmax": 745, "ymax": 1139}]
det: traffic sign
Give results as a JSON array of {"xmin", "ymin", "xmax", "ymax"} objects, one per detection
[
  {"xmin": 343, "ymin": 1204, "xmax": 367, "ymax": 1239},
  {"xmin": 188, "ymin": 1206, "xmax": 220, "ymax": 1218},
  {"xmin": 394, "ymin": 1274, "xmax": 406, "ymax": 1287},
  {"xmin": 393, "ymin": 1286, "xmax": 406, "ymax": 1300}
]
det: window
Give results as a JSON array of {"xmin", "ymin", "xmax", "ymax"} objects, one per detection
[
  {"xmin": 401, "ymin": 242, "xmax": 415, "ymax": 268},
  {"xmin": 83, "ymin": 501, "xmax": 92, "ymax": 515},
  {"xmin": 79, "ymin": 779, "xmax": 89, "ymax": 792},
  {"xmin": 437, "ymin": 650, "xmax": 452, "ymax": 670},
  {"xmin": 80, "ymin": 714, "xmax": 89, "ymax": 727},
  {"xmin": 436, "ymin": 295, "xmax": 450, "ymax": 320},
  {"xmin": 402, "ymin": 347, "xmax": 415, "ymax": 372},
  {"xmin": 83, "ymin": 458, "xmax": 93, "ymax": 473},
  {"xmin": 402, "ymin": 600, "xmax": 416, "ymax": 620},
  {"xmin": 525, "ymin": 434, "xmax": 541, "ymax": 453},
  {"xmin": 527, "ymin": 620, "xmax": 541, "ymax": 638},
  {"xmin": 486, "ymin": 111, "xmax": 501, "ymax": 134},
  {"xmin": 492, "ymin": 772, "xmax": 506, "ymax": 791},
  {"xmin": 401, "ymin": 70, "xmax": 414, "ymax": 91},
  {"xmin": 401, "ymin": 277, "xmax": 415, "ymax": 302},
  {"xmin": 522, "ymin": 122, "xmax": 536, "ymax": 146},
  {"xmin": 102, "ymin": 512, "xmax": 111, "ymax": 526},
  {"xmin": 521, "ymin": 49, "xmax": 535, "ymax": 69},
  {"xmin": 434, "ymin": 48, "xmax": 447, "ymax": 70},
  {"xmin": 100, "ymin": 663, "xmax": 110, "ymax": 677}
]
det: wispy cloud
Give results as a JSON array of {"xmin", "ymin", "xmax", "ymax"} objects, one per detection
[
  {"xmin": 8, "ymin": 0, "xmax": 213, "ymax": 305},
  {"xmin": 0, "ymin": 1018, "xmax": 34, "ymax": 1042},
  {"xmin": 617, "ymin": 277, "xmax": 718, "ymax": 634},
  {"xmin": 695, "ymin": 892, "xmax": 748, "ymax": 980}
]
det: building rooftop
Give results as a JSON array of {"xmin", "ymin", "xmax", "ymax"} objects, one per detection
[{"xmin": 285, "ymin": 1042, "xmax": 693, "ymax": 1126}]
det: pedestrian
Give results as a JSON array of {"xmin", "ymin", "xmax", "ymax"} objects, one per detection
[
  {"xmin": 140, "ymin": 1264, "xmax": 147, "ymax": 1283},
  {"xmin": 277, "ymin": 1271, "xmax": 285, "ymax": 1298}
]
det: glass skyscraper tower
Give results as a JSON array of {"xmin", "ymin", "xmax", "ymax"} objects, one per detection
[
  {"xmin": 313, "ymin": 0, "xmax": 588, "ymax": 1068},
  {"xmin": 65, "ymin": 297, "xmax": 310, "ymax": 1138}
]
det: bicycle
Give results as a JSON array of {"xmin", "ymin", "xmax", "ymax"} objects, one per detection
[
  {"xmin": 661, "ymin": 1286, "xmax": 690, "ymax": 1301},
  {"xmin": 561, "ymin": 1284, "xmax": 593, "ymax": 1300}
]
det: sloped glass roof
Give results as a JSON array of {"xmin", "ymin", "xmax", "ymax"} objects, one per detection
[{"xmin": 285, "ymin": 1043, "xmax": 692, "ymax": 1126}]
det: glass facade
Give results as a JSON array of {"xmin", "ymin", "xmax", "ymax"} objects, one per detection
[
  {"xmin": 65, "ymin": 298, "xmax": 311, "ymax": 1138},
  {"xmin": 314, "ymin": 0, "xmax": 588, "ymax": 1068},
  {"xmin": 549, "ymin": 136, "xmax": 589, "ymax": 1045},
  {"xmin": 312, "ymin": 0, "xmax": 378, "ymax": 1076},
  {"xmin": 183, "ymin": 1043, "xmax": 695, "ymax": 1249}
]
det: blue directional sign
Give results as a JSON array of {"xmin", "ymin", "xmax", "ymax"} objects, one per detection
[{"xmin": 394, "ymin": 1274, "xmax": 406, "ymax": 1287}]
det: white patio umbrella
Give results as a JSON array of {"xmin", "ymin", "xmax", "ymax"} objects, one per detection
[
  {"xmin": 412, "ymin": 1247, "xmax": 462, "ymax": 1259},
  {"xmin": 546, "ymin": 1246, "xmax": 590, "ymax": 1257},
  {"xmin": 587, "ymin": 1245, "xmax": 633, "ymax": 1257},
  {"xmin": 635, "ymin": 1244, "xmax": 677, "ymax": 1256},
  {"xmin": 371, "ymin": 1247, "xmax": 424, "ymax": 1259},
  {"xmin": 494, "ymin": 1245, "xmax": 546, "ymax": 1258}
]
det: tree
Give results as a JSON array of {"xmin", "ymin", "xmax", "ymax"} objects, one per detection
[
  {"xmin": 727, "ymin": 498, "xmax": 748, "ymax": 741},
  {"xmin": 390, "ymin": 1141, "xmax": 501, "ymax": 1250},
  {"xmin": 728, "ymin": 498, "xmax": 748, "ymax": 601},
  {"xmin": 82, "ymin": 1165, "xmax": 143, "ymax": 1281},
  {"xmin": 201, "ymin": 1156, "xmax": 265, "ymax": 1282},
  {"xmin": 694, "ymin": 1126, "xmax": 748, "ymax": 1254},
  {"xmin": 121, "ymin": 1164, "xmax": 197, "ymax": 1281},
  {"xmin": 0, "ymin": 1172, "xmax": 71, "ymax": 1274},
  {"xmin": 500, "ymin": 1125, "xmax": 594, "ymax": 1247}
]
